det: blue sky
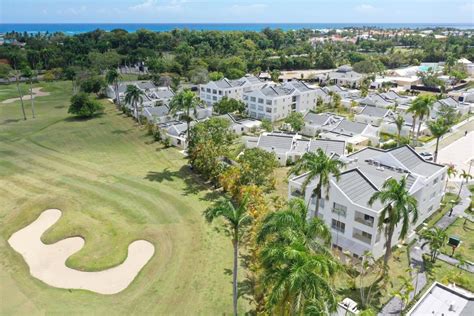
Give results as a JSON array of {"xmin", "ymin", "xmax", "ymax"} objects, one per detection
[{"xmin": 1, "ymin": 0, "xmax": 473, "ymax": 24}]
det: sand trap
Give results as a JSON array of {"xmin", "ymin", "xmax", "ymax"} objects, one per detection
[
  {"xmin": 8, "ymin": 209, "xmax": 155, "ymax": 295},
  {"xmin": 2, "ymin": 87, "xmax": 50, "ymax": 104}
]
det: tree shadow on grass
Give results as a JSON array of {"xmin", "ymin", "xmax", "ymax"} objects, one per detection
[
  {"xmin": 2, "ymin": 118, "xmax": 22, "ymax": 124},
  {"xmin": 63, "ymin": 113, "xmax": 104, "ymax": 122},
  {"xmin": 111, "ymin": 129, "xmax": 131, "ymax": 135},
  {"xmin": 54, "ymin": 105, "xmax": 66, "ymax": 109},
  {"xmin": 145, "ymin": 165, "xmax": 223, "ymax": 201}
]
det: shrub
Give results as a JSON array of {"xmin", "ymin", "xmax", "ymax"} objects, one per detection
[{"xmin": 68, "ymin": 93, "xmax": 104, "ymax": 118}]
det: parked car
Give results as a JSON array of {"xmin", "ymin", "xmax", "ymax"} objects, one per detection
[{"xmin": 419, "ymin": 151, "xmax": 434, "ymax": 161}]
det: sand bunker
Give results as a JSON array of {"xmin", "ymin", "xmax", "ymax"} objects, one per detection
[
  {"xmin": 8, "ymin": 209, "xmax": 155, "ymax": 295},
  {"xmin": 2, "ymin": 87, "xmax": 50, "ymax": 104}
]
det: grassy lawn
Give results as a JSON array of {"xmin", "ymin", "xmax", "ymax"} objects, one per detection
[
  {"xmin": 0, "ymin": 81, "xmax": 246, "ymax": 314},
  {"xmin": 0, "ymin": 81, "xmax": 46, "ymax": 102},
  {"xmin": 424, "ymin": 257, "xmax": 474, "ymax": 293},
  {"xmin": 440, "ymin": 218, "xmax": 474, "ymax": 263},
  {"xmin": 335, "ymin": 247, "xmax": 411, "ymax": 310}
]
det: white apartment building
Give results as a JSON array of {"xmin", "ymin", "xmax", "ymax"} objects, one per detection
[
  {"xmin": 199, "ymin": 75, "xmax": 266, "ymax": 106},
  {"xmin": 244, "ymin": 81, "xmax": 320, "ymax": 122},
  {"xmin": 288, "ymin": 145, "xmax": 447, "ymax": 259}
]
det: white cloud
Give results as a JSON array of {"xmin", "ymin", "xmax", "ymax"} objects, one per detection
[
  {"xmin": 354, "ymin": 4, "xmax": 377, "ymax": 13},
  {"xmin": 130, "ymin": 0, "xmax": 186, "ymax": 12}
]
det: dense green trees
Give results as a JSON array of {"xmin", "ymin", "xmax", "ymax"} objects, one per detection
[
  {"xmin": 124, "ymin": 85, "xmax": 145, "ymax": 124},
  {"xmin": 257, "ymin": 198, "xmax": 340, "ymax": 314},
  {"xmin": 68, "ymin": 92, "xmax": 104, "ymax": 118},
  {"xmin": 428, "ymin": 118, "xmax": 450, "ymax": 162},
  {"xmin": 213, "ymin": 96, "xmax": 246, "ymax": 115},
  {"xmin": 169, "ymin": 89, "xmax": 203, "ymax": 139},
  {"xmin": 284, "ymin": 112, "xmax": 305, "ymax": 132}
]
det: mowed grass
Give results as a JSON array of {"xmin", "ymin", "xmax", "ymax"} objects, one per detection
[{"xmin": 0, "ymin": 81, "xmax": 244, "ymax": 315}]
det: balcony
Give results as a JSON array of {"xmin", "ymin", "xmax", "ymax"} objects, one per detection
[
  {"xmin": 353, "ymin": 232, "xmax": 372, "ymax": 245},
  {"xmin": 290, "ymin": 189, "xmax": 303, "ymax": 198},
  {"xmin": 332, "ymin": 207, "xmax": 346, "ymax": 218},
  {"xmin": 354, "ymin": 215, "xmax": 374, "ymax": 228}
]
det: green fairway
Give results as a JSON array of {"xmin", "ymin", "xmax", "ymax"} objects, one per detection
[{"xmin": 0, "ymin": 81, "xmax": 243, "ymax": 314}]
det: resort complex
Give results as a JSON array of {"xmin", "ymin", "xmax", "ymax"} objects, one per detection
[{"xmin": 1, "ymin": 7, "xmax": 474, "ymax": 316}]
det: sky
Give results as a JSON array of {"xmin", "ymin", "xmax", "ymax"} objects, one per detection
[{"xmin": 0, "ymin": 0, "xmax": 473, "ymax": 24}]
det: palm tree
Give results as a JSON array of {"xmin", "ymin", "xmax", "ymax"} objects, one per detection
[
  {"xmin": 369, "ymin": 177, "xmax": 418, "ymax": 270},
  {"xmin": 204, "ymin": 196, "xmax": 251, "ymax": 316},
  {"xmin": 408, "ymin": 95, "xmax": 436, "ymax": 145},
  {"xmin": 428, "ymin": 119, "xmax": 450, "ymax": 162},
  {"xmin": 457, "ymin": 169, "xmax": 473, "ymax": 199},
  {"xmin": 257, "ymin": 198, "xmax": 340, "ymax": 314},
  {"xmin": 169, "ymin": 89, "xmax": 203, "ymax": 139},
  {"xmin": 124, "ymin": 85, "xmax": 145, "ymax": 124},
  {"xmin": 106, "ymin": 68, "xmax": 121, "ymax": 107},
  {"xmin": 289, "ymin": 149, "xmax": 345, "ymax": 217},
  {"xmin": 445, "ymin": 164, "xmax": 457, "ymax": 191},
  {"xmin": 22, "ymin": 66, "xmax": 36, "ymax": 118},
  {"xmin": 421, "ymin": 227, "xmax": 447, "ymax": 262},
  {"xmin": 394, "ymin": 114, "xmax": 405, "ymax": 146}
]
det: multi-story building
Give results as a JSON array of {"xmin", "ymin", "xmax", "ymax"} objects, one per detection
[
  {"xmin": 288, "ymin": 145, "xmax": 447, "ymax": 259},
  {"xmin": 199, "ymin": 75, "xmax": 266, "ymax": 106},
  {"xmin": 244, "ymin": 81, "xmax": 321, "ymax": 122}
]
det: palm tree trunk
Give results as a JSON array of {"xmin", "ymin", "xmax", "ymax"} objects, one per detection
[
  {"xmin": 16, "ymin": 77, "xmax": 27, "ymax": 120},
  {"xmin": 383, "ymin": 226, "xmax": 394, "ymax": 271},
  {"xmin": 457, "ymin": 180, "xmax": 465, "ymax": 199},
  {"xmin": 115, "ymin": 82, "xmax": 120, "ymax": 106},
  {"xmin": 397, "ymin": 129, "xmax": 401, "ymax": 146},
  {"xmin": 314, "ymin": 185, "xmax": 322, "ymax": 217},
  {"xmin": 30, "ymin": 77, "xmax": 36, "ymax": 118},
  {"xmin": 411, "ymin": 116, "xmax": 417, "ymax": 145},
  {"xmin": 434, "ymin": 137, "xmax": 440, "ymax": 163},
  {"xmin": 232, "ymin": 235, "xmax": 239, "ymax": 316},
  {"xmin": 416, "ymin": 119, "xmax": 423, "ymax": 146}
]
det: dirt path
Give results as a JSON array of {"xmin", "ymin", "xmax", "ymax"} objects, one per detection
[
  {"xmin": 8, "ymin": 209, "xmax": 155, "ymax": 295},
  {"xmin": 2, "ymin": 87, "xmax": 50, "ymax": 104}
]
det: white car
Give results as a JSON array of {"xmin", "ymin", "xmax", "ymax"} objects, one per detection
[{"xmin": 419, "ymin": 151, "xmax": 434, "ymax": 161}]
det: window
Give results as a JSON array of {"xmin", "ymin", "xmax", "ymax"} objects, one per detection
[
  {"xmin": 243, "ymin": 95, "xmax": 248, "ymax": 100},
  {"xmin": 433, "ymin": 178, "xmax": 438, "ymax": 185},
  {"xmin": 250, "ymin": 97, "xmax": 256, "ymax": 102},
  {"xmin": 266, "ymin": 107, "xmax": 272, "ymax": 113},
  {"xmin": 258, "ymin": 98, "xmax": 264, "ymax": 104},
  {"xmin": 258, "ymin": 106, "xmax": 264, "ymax": 111},
  {"xmin": 332, "ymin": 219, "xmax": 345, "ymax": 233},
  {"xmin": 206, "ymin": 88, "xmax": 211, "ymax": 93},
  {"xmin": 266, "ymin": 100, "xmax": 272, "ymax": 105},
  {"xmin": 212, "ymin": 89, "xmax": 217, "ymax": 94},
  {"xmin": 212, "ymin": 96, "xmax": 217, "ymax": 101},
  {"xmin": 332, "ymin": 202, "xmax": 347, "ymax": 217},
  {"xmin": 218, "ymin": 90, "xmax": 222, "ymax": 95},
  {"xmin": 200, "ymin": 87, "xmax": 204, "ymax": 91}
]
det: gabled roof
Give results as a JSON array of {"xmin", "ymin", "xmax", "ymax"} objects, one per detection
[
  {"xmin": 257, "ymin": 133, "xmax": 294, "ymax": 153},
  {"xmin": 330, "ymin": 120, "xmax": 368, "ymax": 136},
  {"xmin": 335, "ymin": 168, "xmax": 382, "ymax": 210},
  {"xmin": 359, "ymin": 106, "xmax": 392, "ymax": 118},
  {"xmin": 259, "ymin": 85, "xmax": 295, "ymax": 98},
  {"xmin": 304, "ymin": 112, "xmax": 332, "ymax": 126},
  {"xmin": 284, "ymin": 81, "xmax": 314, "ymax": 92},
  {"xmin": 308, "ymin": 139, "xmax": 345, "ymax": 156}
]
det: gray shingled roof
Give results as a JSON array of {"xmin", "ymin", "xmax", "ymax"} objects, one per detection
[
  {"xmin": 257, "ymin": 134, "xmax": 294, "ymax": 153},
  {"xmin": 359, "ymin": 94, "xmax": 393, "ymax": 107},
  {"xmin": 284, "ymin": 81, "xmax": 313, "ymax": 92},
  {"xmin": 336, "ymin": 169, "xmax": 382, "ymax": 209},
  {"xmin": 309, "ymin": 139, "xmax": 345, "ymax": 156},
  {"xmin": 331, "ymin": 120, "xmax": 368, "ymax": 136},
  {"xmin": 214, "ymin": 78, "xmax": 245, "ymax": 89},
  {"xmin": 389, "ymin": 146, "xmax": 444, "ymax": 177},
  {"xmin": 359, "ymin": 106, "xmax": 390, "ymax": 118},
  {"xmin": 260, "ymin": 85, "xmax": 295, "ymax": 98},
  {"xmin": 304, "ymin": 112, "xmax": 331, "ymax": 125},
  {"xmin": 137, "ymin": 82, "xmax": 156, "ymax": 90},
  {"xmin": 145, "ymin": 105, "xmax": 169, "ymax": 118}
]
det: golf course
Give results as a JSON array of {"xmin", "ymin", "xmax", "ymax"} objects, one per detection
[{"xmin": 0, "ymin": 81, "xmax": 241, "ymax": 314}]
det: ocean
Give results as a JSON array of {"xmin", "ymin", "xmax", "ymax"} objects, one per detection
[{"xmin": 1, "ymin": 23, "xmax": 473, "ymax": 34}]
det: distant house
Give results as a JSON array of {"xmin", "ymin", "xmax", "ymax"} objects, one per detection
[
  {"xmin": 355, "ymin": 106, "xmax": 395, "ymax": 126},
  {"xmin": 216, "ymin": 113, "xmax": 262, "ymax": 135},
  {"xmin": 358, "ymin": 93, "xmax": 394, "ymax": 109},
  {"xmin": 142, "ymin": 105, "xmax": 171, "ymax": 124},
  {"xmin": 431, "ymin": 97, "xmax": 471, "ymax": 119},
  {"xmin": 449, "ymin": 88, "xmax": 474, "ymax": 103},
  {"xmin": 199, "ymin": 75, "xmax": 266, "ymax": 106},
  {"xmin": 319, "ymin": 119, "xmax": 380, "ymax": 147},
  {"xmin": 319, "ymin": 65, "xmax": 364, "ymax": 88},
  {"xmin": 302, "ymin": 112, "xmax": 344, "ymax": 137},
  {"xmin": 157, "ymin": 121, "xmax": 193, "ymax": 149},
  {"xmin": 249, "ymin": 132, "xmax": 345, "ymax": 166}
]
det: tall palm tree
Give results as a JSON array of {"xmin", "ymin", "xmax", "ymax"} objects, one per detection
[
  {"xmin": 457, "ymin": 169, "xmax": 473, "ymax": 199},
  {"xmin": 428, "ymin": 119, "xmax": 450, "ymax": 162},
  {"xmin": 408, "ymin": 95, "xmax": 436, "ymax": 145},
  {"xmin": 106, "ymin": 68, "xmax": 121, "ymax": 107},
  {"xmin": 257, "ymin": 198, "xmax": 340, "ymax": 314},
  {"xmin": 369, "ymin": 177, "xmax": 418, "ymax": 270},
  {"xmin": 421, "ymin": 227, "xmax": 447, "ymax": 262},
  {"xmin": 22, "ymin": 66, "xmax": 36, "ymax": 118},
  {"xmin": 124, "ymin": 85, "xmax": 144, "ymax": 124},
  {"xmin": 445, "ymin": 164, "xmax": 457, "ymax": 191},
  {"xmin": 204, "ymin": 196, "xmax": 251, "ymax": 316},
  {"xmin": 289, "ymin": 149, "xmax": 345, "ymax": 217},
  {"xmin": 394, "ymin": 114, "xmax": 405, "ymax": 146},
  {"xmin": 169, "ymin": 89, "xmax": 203, "ymax": 139}
]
